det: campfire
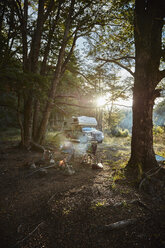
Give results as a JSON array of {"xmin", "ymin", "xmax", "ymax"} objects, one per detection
[{"xmin": 59, "ymin": 159, "xmax": 66, "ymax": 167}]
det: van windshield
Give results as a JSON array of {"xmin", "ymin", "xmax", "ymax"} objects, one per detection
[{"xmin": 82, "ymin": 127, "xmax": 96, "ymax": 132}]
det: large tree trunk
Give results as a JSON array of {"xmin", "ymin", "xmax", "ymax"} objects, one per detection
[
  {"xmin": 127, "ymin": 0, "xmax": 165, "ymax": 179},
  {"xmin": 32, "ymin": 5, "xmax": 61, "ymax": 142},
  {"xmin": 19, "ymin": 0, "xmax": 45, "ymax": 148},
  {"xmin": 128, "ymin": 87, "xmax": 157, "ymax": 176},
  {"xmin": 35, "ymin": 74, "xmax": 60, "ymax": 144}
]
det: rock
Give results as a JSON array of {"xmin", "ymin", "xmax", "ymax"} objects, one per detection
[
  {"xmin": 30, "ymin": 163, "xmax": 36, "ymax": 169},
  {"xmin": 50, "ymin": 159, "xmax": 55, "ymax": 164},
  {"xmin": 66, "ymin": 165, "xmax": 75, "ymax": 175}
]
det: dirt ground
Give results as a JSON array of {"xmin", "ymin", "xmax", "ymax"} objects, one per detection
[{"xmin": 0, "ymin": 140, "xmax": 165, "ymax": 248}]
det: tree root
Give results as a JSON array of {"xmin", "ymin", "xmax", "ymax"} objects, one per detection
[
  {"xmin": 130, "ymin": 199, "xmax": 152, "ymax": 213},
  {"xmin": 30, "ymin": 141, "xmax": 45, "ymax": 153},
  {"xmin": 139, "ymin": 167, "xmax": 163, "ymax": 191}
]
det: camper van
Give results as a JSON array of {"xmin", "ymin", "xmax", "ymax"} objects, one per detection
[{"xmin": 64, "ymin": 116, "xmax": 104, "ymax": 143}]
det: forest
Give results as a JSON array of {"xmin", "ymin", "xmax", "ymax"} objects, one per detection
[{"xmin": 0, "ymin": 0, "xmax": 165, "ymax": 247}]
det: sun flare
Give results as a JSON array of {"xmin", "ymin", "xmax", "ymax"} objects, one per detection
[{"xmin": 96, "ymin": 96, "xmax": 106, "ymax": 107}]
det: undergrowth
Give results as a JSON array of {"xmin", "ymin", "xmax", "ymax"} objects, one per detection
[{"xmin": 0, "ymin": 128, "xmax": 20, "ymax": 141}]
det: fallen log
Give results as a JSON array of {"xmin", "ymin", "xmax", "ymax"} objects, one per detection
[{"xmin": 98, "ymin": 218, "xmax": 137, "ymax": 232}]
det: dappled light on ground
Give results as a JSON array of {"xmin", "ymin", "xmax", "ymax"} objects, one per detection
[{"xmin": 0, "ymin": 134, "xmax": 164, "ymax": 247}]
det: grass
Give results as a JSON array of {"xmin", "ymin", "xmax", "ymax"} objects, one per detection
[
  {"xmin": 91, "ymin": 201, "xmax": 106, "ymax": 210},
  {"xmin": 104, "ymin": 135, "xmax": 131, "ymax": 148}
]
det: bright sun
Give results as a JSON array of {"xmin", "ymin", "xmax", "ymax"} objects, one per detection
[{"xmin": 96, "ymin": 96, "xmax": 106, "ymax": 107}]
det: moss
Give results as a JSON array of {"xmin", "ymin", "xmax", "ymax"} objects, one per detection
[
  {"xmin": 125, "ymin": 161, "xmax": 144, "ymax": 184},
  {"xmin": 137, "ymin": 162, "xmax": 143, "ymax": 180}
]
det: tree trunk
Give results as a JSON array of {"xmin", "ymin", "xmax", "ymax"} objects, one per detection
[
  {"xmin": 19, "ymin": 0, "xmax": 46, "ymax": 148},
  {"xmin": 33, "ymin": 99, "xmax": 40, "ymax": 141},
  {"xmin": 127, "ymin": 0, "xmax": 165, "ymax": 179},
  {"xmin": 35, "ymin": 0, "xmax": 76, "ymax": 144},
  {"xmin": 23, "ymin": 95, "xmax": 33, "ymax": 148},
  {"xmin": 35, "ymin": 75, "xmax": 60, "ymax": 144},
  {"xmin": 127, "ymin": 87, "xmax": 157, "ymax": 177},
  {"xmin": 17, "ymin": 94, "xmax": 24, "ymax": 145}
]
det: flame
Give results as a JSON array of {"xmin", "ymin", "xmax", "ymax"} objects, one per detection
[{"xmin": 59, "ymin": 160, "xmax": 65, "ymax": 167}]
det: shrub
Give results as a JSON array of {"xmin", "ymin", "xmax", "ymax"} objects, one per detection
[
  {"xmin": 111, "ymin": 128, "xmax": 129, "ymax": 137},
  {"xmin": 153, "ymin": 126, "xmax": 164, "ymax": 135}
]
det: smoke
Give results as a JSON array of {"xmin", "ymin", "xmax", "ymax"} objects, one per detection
[{"xmin": 60, "ymin": 138, "xmax": 90, "ymax": 157}]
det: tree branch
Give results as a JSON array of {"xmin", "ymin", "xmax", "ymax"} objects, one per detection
[
  {"xmin": 105, "ymin": 56, "xmax": 135, "ymax": 61},
  {"xmin": 55, "ymin": 101, "xmax": 95, "ymax": 109},
  {"xmin": 73, "ymin": 70, "xmax": 96, "ymax": 88},
  {"xmin": 43, "ymin": 0, "xmax": 55, "ymax": 23},
  {"xmin": 40, "ymin": 1, "xmax": 62, "ymax": 75},
  {"xmin": 13, "ymin": 0, "xmax": 23, "ymax": 22},
  {"xmin": 55, "ymin": 101, "xmax": 132, "ymax": 109},
  {"xmin": 61, "ymin": 31, "xmax": 78, "ymax": 74},
  {"xmin": 96, "ymin": 58, "xmax": 135, "ymax": 77},
  {"xmin": 54, "ymin": 104, "xmax": 66, "ymax": 114},
  {"xmin": 55, "ymin": 95, "xmax": 78, "ymax": 99}
]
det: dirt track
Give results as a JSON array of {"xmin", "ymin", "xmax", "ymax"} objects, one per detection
[{"xmin": 0, "ymin": 141, "xmax": 164, "ymax": 248}]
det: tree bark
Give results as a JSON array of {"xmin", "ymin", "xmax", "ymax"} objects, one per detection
[
  {"xmin": 28, "ymin": 0, "xmax": 45, "ymax": 72},
  {"xmin": 127, "ymin": 0, "xmax": 165, "ymax": 178},
  {"xmin": 17, "ymin": 94, "xmax": 24, "ymax": 145},
  {"xmin": 128, "ymin": 88, "xmax": 157, "ymax": 176},
  {"xmin": 33, "ymin": 99, "xmax": 40, "ymax": 142},
  {"xmin": 22, "ymin": 0, "xmax": 45, "ymax": 148},
  {"xmin": 23, "ymin": 95, "xmax": 33, "ymax": 148}
]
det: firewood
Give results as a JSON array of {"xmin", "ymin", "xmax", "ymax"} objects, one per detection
[{"xmin": 25, "ymin": 165, "xmax": 55, "ymax": 178}]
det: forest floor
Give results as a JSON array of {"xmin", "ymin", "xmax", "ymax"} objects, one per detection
[{"xmin": 0, "ymin": 134, "xmax": 165, "ymax": 248}]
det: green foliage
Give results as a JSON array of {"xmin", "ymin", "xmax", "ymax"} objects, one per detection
[
  {"xmin": 153, "ymin": 126, "xmax": 164, "ymax": 135},
  {"xmin": 113, "ymin": 169, "xmax": 125, "ymax": 182},
  {"xmin": 0, "ymin": 0, "xmax": 136, "ymax": 139},
  {"xmin": 154, "ymin": 99, "xmax": 165, "ymax": 126},
  {"xmin": 91, "ymin": 201, "xmax": 106, "ymax": 210},
  {"xmin": 104, "ymin": 108, "xmax": 124, "ymax": 130},
  {"xmin": 110, "ymin": 168, "xmax": 126, "ymax": 189},
  {"xmin": 45, "ymin": 131, "xmax": 66, "ymax": 147},
  {"xmin": 111, "ymin": 128, "xmax": 129, "ymax": 137}
]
